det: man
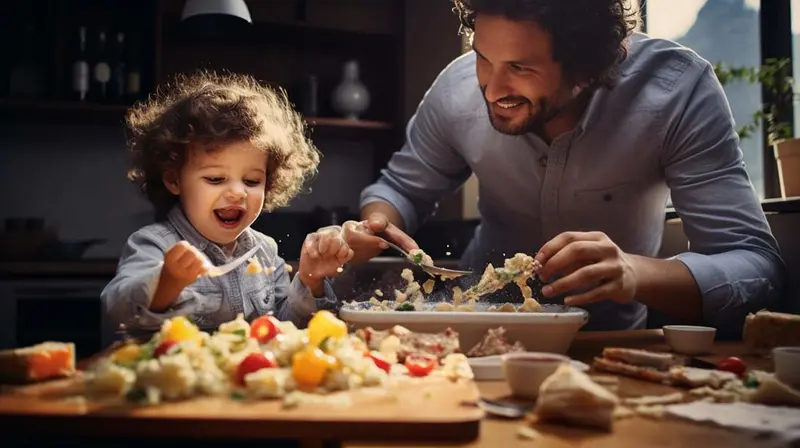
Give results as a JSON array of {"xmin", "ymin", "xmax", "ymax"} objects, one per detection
[{"xmin": 344, "ymin": 0, "xmax": 785, "ymax": 337}]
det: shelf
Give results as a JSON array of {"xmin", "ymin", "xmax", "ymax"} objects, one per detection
[{"xmin": 0, "ymin": 100, "xmax": 394, "ymax": 135}]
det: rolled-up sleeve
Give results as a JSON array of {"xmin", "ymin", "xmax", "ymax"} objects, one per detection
[
  {"xmin": 662, "ymin": 59, "xmax": 786, "ymax": 338},
  {"xmin": 360, "ymin": 70, "xmax": 472, "ymax": 234},
  {"xmin": 100, "ymin": 229, "xmax": 211, "ymax": 340}
]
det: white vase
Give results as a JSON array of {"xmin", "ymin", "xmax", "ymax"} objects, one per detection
[{"xmin": 332, "ymin": 60, "xmax": 370, "ymax": 120}]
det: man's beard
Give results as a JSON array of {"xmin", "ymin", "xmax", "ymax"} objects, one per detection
[{"xmin": 481, "ymin": 86, "xmax": 575, "ymax": 136}]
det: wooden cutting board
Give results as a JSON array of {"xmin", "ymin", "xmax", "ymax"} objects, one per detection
[{"xmin": 0, "ymin": 373, "xmax": 483, "ymax": 443}]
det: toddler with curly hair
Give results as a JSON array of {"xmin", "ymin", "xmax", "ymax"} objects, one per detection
[{"xmin": 101, "ymin": 71, "xmax": 352, "ymax": 341}]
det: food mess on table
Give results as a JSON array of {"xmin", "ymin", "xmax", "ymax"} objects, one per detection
[{"xmin": 84, "ymin": 312, "xmax": 474, "ymax": 407}]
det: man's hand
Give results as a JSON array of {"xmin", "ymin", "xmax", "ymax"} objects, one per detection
[
  {"xmin": 342, "ymin": 213, "xmax": 420, "ymax": 264},
  {"xmin": 535, "ymin": 231, "xmax": 638, "ymax": 307}
]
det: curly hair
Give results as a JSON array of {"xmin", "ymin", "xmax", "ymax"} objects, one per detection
[
  {"xmin": 125, "ymin": 70, "xmax": 321, "ymax": 218},
  {"xmin": 452, "ymin": 0, "xmax": 640, "ymax": 89}
]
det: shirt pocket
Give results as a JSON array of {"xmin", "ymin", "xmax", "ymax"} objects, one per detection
[
  {"xmin": 563, "ymin": 180, "xmax": 651, "ymax": 241},
  {"xmin": 245, "ymin": 272, "xmax": 274, "ymax": 315},
  {"xmin": 173, "ymin": 277, "xmax": 225, "ymax": 317}
]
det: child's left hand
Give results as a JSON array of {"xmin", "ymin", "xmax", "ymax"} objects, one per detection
[{"xmin": 298, "ymin": 226, "xmax": 354, "ymax": 296}]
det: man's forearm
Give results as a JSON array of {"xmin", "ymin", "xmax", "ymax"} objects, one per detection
[
  {"xmin": 360, "ymin": 201, "xmax": 407, "ymax": 231},
  {"xmin": 629, "ymin": 254, "xmax": 703, "ymax": 322}
]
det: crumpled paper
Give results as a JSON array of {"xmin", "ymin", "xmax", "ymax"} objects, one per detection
[{"xmin": 666, "ymin": 401, "xmax": 800, "ymax": 445}]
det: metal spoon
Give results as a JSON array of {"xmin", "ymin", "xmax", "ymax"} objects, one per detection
[{"xmin": 461, "ymin": 397, "xmax": 533, "ymax": 419}]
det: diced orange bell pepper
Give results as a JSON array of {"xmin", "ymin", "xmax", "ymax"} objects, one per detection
[{"xmin": 292, "ymin": 347, "xmax": 336, "ymax": 388}]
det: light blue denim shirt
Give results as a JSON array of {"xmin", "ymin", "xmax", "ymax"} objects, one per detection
[
  {"xmin": 100, "ymin": 206, "xmax": 335, "ymax": 345},
  {"xmin": 361, "ymin": 32, "xmax": 785, "ymax": 337}
]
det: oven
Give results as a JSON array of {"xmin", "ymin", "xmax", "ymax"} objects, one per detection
[{"xmin": 0, "ymin": 278, "xmax": 107, "ymax": 359}]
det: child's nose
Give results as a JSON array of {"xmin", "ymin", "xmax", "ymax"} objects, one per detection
[{"xmin": 227, "ymin": 185, "xmax": 247, "ymax": 201}]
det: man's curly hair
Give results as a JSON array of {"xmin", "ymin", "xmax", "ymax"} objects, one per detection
[
  {"xmin": 452, "ymin": 0, "xmax": 640, "ymax": 89},
  {"xmin": 125, "ymin": 70, "xmax": 320, "ymax": 218}
]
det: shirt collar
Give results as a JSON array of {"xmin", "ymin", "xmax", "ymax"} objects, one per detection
[{"xmin": 166, "ymin": 205, "xmax": 257, "ymax": 260}]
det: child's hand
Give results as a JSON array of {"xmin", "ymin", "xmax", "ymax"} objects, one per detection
[
  {"xmin": 298, "ymin": 226, "xmax": 354, "ymax": 296},
  {"xmin": 163, "ymin": 241, "xmax": 208, "ymax": 286}
]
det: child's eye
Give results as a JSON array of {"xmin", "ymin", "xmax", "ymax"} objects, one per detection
[
  {"xmin": 244, "ymin": 179, "xmax": 262, "ymax": 187},
  {"xmin": 204, "ymin": 177, "xmax": 224, "ymax": 184}
]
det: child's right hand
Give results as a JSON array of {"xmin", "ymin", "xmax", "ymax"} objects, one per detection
[{"xmin": 163, "ymin": 241, "xmax": 208, "ymax": 287}]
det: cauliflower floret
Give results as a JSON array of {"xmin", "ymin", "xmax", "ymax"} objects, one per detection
[
  {"xmin": 218, "ymin": 313, "xmax": 250, "ymax": 335},
  {"xmin": 519, "ymin": 297, "xmax": 542, "ymax": 312},
  {"xmin": 244, "ymin": 367, "xmax": 295, "ymax": 398},
  {"xmin": 135, "ymin": 353, "xmax": 198, "ymax": 402},
  {"xmin": 434, "ymin": 302, "xmax": 455, "ymax": 311},
  {"xmin": 87, "ymin": 361, "xmax": 136, "ymax": 398},
  {"xmin": 182, "ymin": 344, "xmax": 229, "ymax": 396},
  {"xmin": 265, "ymin": 330, "xmax": 309, "ymax": 367}
]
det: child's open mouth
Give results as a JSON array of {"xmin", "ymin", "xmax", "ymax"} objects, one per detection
[{"xmin": 214, "ymin": 207, "xmax": 245, "ymax": 229}]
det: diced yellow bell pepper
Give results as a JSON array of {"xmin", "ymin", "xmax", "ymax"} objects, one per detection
[
  {"xmin": 292, "ymin": 347, "xmax": 336, "ymax": 388},
  {"xmin": 161, "ymin": 316, "xmax": 201, "ymax": 345},
  {"xmin": 111, "ymin": 343, "xmax": 142, "ymax": 363},
  {"xmin": 307, "ymin": 310, "xmax": 348, "ymax": 347}
]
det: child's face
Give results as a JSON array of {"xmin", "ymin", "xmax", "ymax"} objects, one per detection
[{"xmin": 164, "ymin": 140, "xmax": 267, "ymax": 246}]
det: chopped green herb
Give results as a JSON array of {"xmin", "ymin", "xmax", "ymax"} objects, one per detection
[
  {"xmin": 744, "ymin": 375, "xmax": 761, "ymax": 389},
  {"xmin": 395, "ymin": 302, "xmax": 415, "ymax": 311},
  {"xmin": 411, "ymin": 252, "xmax": 424, "ymax": 265},
  {"xmin": 126, "ymin": 388, "xmax": 147, "ymax": 403},
  {"xmin": 231, "ymin": 391, "xmax": 247, "ymax": 400},
  {"xmin": 233, "ymin": 329, "xmax": 247, "ymax": 338}
]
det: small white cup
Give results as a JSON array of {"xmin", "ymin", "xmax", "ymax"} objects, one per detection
[
  {"xmin": 773, "ymin": 346, "xmax": 800, "ymax": 389},
  {"xmin": 501, "ymin": 352, "xmax": 571, "ymax": 400},
  {"xmin": 663, "ymin": 325, "xmax": 716, "ymax": 355}
]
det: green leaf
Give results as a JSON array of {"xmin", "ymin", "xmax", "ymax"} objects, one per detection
[
  {"xmin": 395, "ymin": 302, "xmax": 415, "ymax": 311},
  {"xmin": 125, "ymin": 388, "xmax": 147, "ymax": 403},
  {"xmin": 231, "ymin": 391, "xmax": 247, "ymax": 400},
  {"xmin": 233, "ymin": 329, "xmax": 247, "ymax": 338}
]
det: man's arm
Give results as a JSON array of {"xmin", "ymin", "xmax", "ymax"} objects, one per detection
[
  {"xmin": 360, "ymin": 65, "xmax": 473, "ymax": 235},
  {"xmin": 660, "ymin": 58, "xmax": 786, "ymax": 337}
]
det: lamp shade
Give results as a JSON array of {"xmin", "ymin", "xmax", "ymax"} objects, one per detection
[{"xmin": 181, "ymin": 0, "xmax": 252, "ymax": 23}]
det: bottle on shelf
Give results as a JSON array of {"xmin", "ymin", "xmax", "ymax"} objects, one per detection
[
  {"xmin": 125, "ymin": 35, "xmax": 142, "ymax": 103},
  {"xmin": 70, "ymin": 26, "xmax": 90, "ymax": 102},
  {"xmin": 109, "ymin": 32, "xmax": 126, "ymax": 103},
  {"xmin": 90, "ymin": 30, "xmax": 110, "ymax": 102}
]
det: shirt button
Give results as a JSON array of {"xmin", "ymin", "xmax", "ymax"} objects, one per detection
[
  {"xmin": 603, "ymin": 193, "xmax": 613, "ymax": 202},
  {"xmin": 539, "ymin": 155, "xmax": 548, "ymax": 167}
]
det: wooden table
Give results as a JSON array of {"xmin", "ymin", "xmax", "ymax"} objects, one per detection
[
  {"xmin": 348, "ymin": 330, "xmax": 776, "ymax": 448},
  {"xmin": 0, "ymin": 330, "xmax": 777, "ymax": 448}
]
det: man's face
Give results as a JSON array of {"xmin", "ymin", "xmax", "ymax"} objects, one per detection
[{"xmin": 473, "ymin": 13, "xmax": 576, "ymax": 135}]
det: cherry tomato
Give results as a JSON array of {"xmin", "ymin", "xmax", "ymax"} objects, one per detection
[
  {"xmin": 404, "ymin": 353, "xmax": 438, "ymax": 377},
  {"xmin": 369, "ymin": 351, "xmax": 392, "ymax": 373},
  {"xmin": 236, "ymin": 352, "xmax": 278, "ymax": 386},
  {"xmin": 153, "ymin": 340, "xmax": 180, "ymax": 358},
  {"xmin": 250, "ymin": 315, "xmax": 281, "ymax": 344},
  {"xmin": 717, "ymin": 357, "xmax": 747, "ymax": 375}
]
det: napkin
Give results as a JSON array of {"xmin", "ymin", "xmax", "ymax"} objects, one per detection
[{"xmin": 665, "ymin": 401, "xmax": 800, "ymax": 445}]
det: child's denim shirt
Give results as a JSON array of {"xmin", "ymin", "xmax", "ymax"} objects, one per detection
[{"xmin": 100, "ymin": 206, "xmax": 336, "ymax": 345}]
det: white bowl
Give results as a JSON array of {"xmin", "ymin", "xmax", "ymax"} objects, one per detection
[
  {"xmin": 663, "ymin": 325, "xmax": 716, "ymax": 355},
  {"xmin": 501, "ymin": 352, "xmax": 572, "ymax": 399},
  {"xmin": 339, "ymin": 302, "xmax": 589, "ymax": 354},
  {"xmin": 773, "ymin": 346, "xmax": 800, "ymax": 388},
  {"xmin": 468, "ymin": 354, "xmax": 589, "ymax": 381}
]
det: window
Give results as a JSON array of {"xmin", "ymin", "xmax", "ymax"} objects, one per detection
[{"xmin": 646, "ymin": 0, "xmax": 765, "ymax": 199}]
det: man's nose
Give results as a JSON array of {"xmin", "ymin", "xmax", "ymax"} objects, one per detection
[{"xmin": 482, "ymin": 70, "xmax": 513, "ymax": 103}]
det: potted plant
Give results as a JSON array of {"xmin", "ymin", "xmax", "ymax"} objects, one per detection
[{"xmin": 714, "ymin": 58, "xmax": 800, "ymax": 198}]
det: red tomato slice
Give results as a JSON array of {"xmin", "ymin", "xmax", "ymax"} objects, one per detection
[
  {"xmin": 236, "ymin": 352, "xmax": 278, "ymax": 386},
  {"xmin": 369, "ymin": 351, "xmax": 392, "ymax": 373},
  {"xmin": 250, "ymin": 316, "xmax": 281, "ymax": 344},
  {"xmin": 404, "ymin": 353, "xmax": 438, "ymax": 377},
  {"xmin": 153, "ymin": 340, "xmax": 179, "ymax": 358},
  {"xmin": 717, "ymin": 357, "xmax": 747, "ymax": 375}
]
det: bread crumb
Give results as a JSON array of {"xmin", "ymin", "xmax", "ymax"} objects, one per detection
[{"xmin": 517, "ymin": 426, "xmax": 541, "ymax": 440}]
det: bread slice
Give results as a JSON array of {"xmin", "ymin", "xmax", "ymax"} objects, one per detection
[
  {"xmin": 743, "ymin": 310, "xmax": 800, "ymax": 354},
  {"xmin": 0, "ymin": 342, "xmax": 76, "ymax": 384},
  {"xmin": 535, "ymin": 362, "xmax": 620, "ymax": 431},
  {"xmin": 601, "ymin": 347, "xmax": 686, "ymax": 370}
]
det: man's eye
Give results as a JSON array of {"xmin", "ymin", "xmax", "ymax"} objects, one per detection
[
  {"xmin": 204, "ymin": 177, "xmax": 224, "ymax": 184},
  {"xmin": 244, "ymin": 179, "xmax": 262, "ymax": 187},
  {"xmin": 510, "ymin": 64, "xmax": 531, "ymax": 73}
]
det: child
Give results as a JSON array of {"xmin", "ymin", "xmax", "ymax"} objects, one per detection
[{"xmin": 101, "ymin": 71, "xmax": 352, "ymax": 344}]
